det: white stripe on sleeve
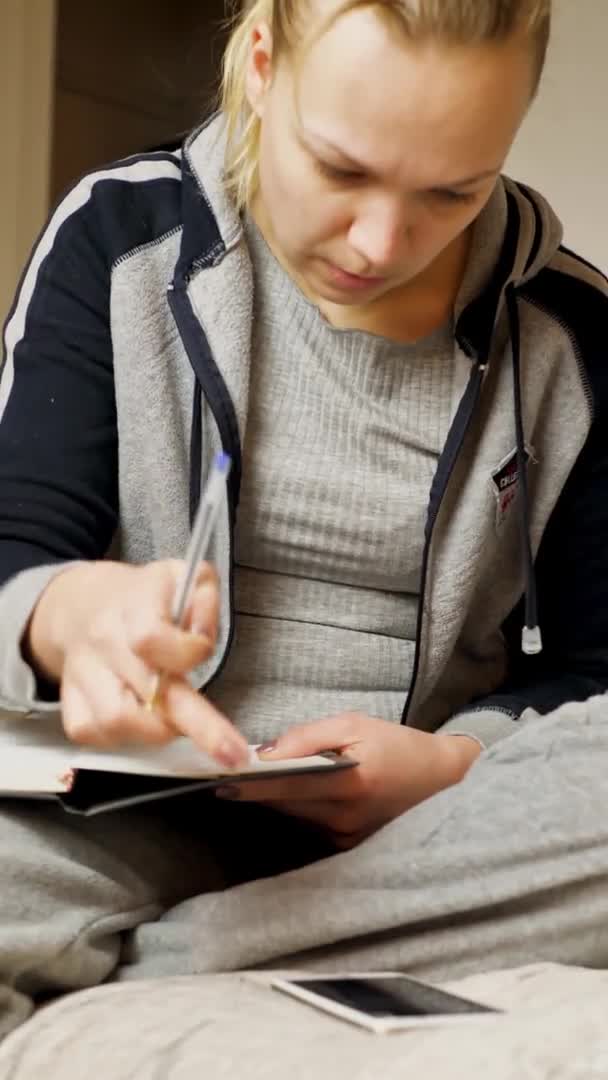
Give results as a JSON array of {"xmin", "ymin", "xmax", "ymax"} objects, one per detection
[{"xmin": 0, "ymin": 155, "xmax": 181, "ymax": 421}]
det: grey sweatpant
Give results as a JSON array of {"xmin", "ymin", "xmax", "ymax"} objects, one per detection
[{"xmin": 2, "ymin": 697, "xmax": 608, "ymax": 1040}]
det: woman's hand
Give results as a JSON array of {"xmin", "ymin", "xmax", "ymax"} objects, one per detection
[
  {"xmin": 26, "ymin": 559, "xmax": 249, "ymax": 767},
  {"xmin": 215, "ymin": 713, "xmax": 481, "ymax": 847}
]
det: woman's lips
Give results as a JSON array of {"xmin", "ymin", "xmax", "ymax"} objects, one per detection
[{"xmin": 321, "ymin": 259, "xmax": 386, "ymax": 291}]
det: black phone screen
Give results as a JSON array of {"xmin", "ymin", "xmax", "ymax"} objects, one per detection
[{"xmin": 290, "ymin": 976, "xmax": 499, "ymax": 1018}]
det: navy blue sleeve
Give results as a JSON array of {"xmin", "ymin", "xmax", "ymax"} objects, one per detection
[
  {"xmin": 0, "ymin": 192, "xmax": 119, "ymax": 587},
  {"xmin": 468, "ymin": 267, "xmax": 608, "ymax": 719}
]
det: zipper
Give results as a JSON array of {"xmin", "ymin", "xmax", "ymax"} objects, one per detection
[
  {"xmin": 401, "ymin": 355, "xmax": 488, "ymax": 725},
  {"xmin": 167, "ymin": 280, "xmax": 240, "ymax": 688},
  {"xmin": 167, "ymin": 283, "xmax": 242, "ymax": 501},
  {"xmin": 184, "ymin": 135, "xmax": 216, "ymax": 222},
  {"xmin": 458, "ymin": 704, "xmax": 517, "ymax": 720}
]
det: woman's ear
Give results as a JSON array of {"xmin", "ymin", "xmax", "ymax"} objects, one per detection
[{"xmin": 245, "ymin": 22, "xmax": 274, "ymax": 117}]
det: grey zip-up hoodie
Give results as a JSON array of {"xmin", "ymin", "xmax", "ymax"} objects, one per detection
[{"xmin": 1, "ymin": 115, "xmax": 607, "ymax": 748}]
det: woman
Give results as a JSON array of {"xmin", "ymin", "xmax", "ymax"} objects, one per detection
[{"xmin": 1, "ymin": 0, "xmax": 608, "ymax": 1038}]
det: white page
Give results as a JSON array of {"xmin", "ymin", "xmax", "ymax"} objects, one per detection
[
  {"xmin": 0, "ymin": 712, "xmax": 72, "ymax": 792},
  {"xmin": 0, "ymin": 710, "xmax": 342, "ymax": 793},
  {"xmin": 68, "ymin": 740, "xmax": 338, "ymax": 778}
]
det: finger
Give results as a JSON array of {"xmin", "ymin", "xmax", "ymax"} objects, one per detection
[
  {"xmin": 187, "ymin": 574, "xmax": 220, "ymax": 642},
  {"xmin": 62, "ymin": 652, "xmax": 126, "ymax": 747},
  {"xmin": 61, "ymin": 681, "xmax": 99, "ymax": 745},
  {"xmin": 96, "ymin": 621, "xmax": 159, "ymax": 704},
  {"xmin": 218, "ymin": 795, "xmax": 338, "ymax": 821},
  {"xmin": 331, "ymin": 828, "xmax": 370, "ymax": 851},
  {"xmin": 95, "ymin": 687, "xmax": 175, "ymax": 746},
  {"xmin": 147, "ymin": 558, "xmax": 219, "ymax": 626},
  {"xmin": 266, "ymin": 801, "xmax": 371, "ymax": 847},
  {"xmin": 63, "ymin": 650, "xmax": 173, "ymax": 747},
  {"xmin": 213, "ymin": 765, "xmax": 359, "ymax": 803},
  {"xmin": 265, "ymin": 799, "xmax": 342, "ymax": 829},
  {"xmin": 162, "ymin": 678, "xmax": 250, "ymax": 768},
  {"xmin": 128, "ymin": 614, "xmax": 216, "ymax": 675},
  {"xmin": 128, "ymin": 559, "xmax": 220, "ymax": 669},
  {"xmin": 258, "ymin": 714, "xmax": 364, "ymax": 761},
  {"xmin": 140, "ymin": 558, "xmax": 217, "ymax": 608},
  {"xmin": 231, "ymin": 796, "xmax": 366, "ymax": 841}
]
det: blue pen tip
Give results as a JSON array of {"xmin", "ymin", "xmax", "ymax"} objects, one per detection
[{"xmin": 214, "ymin": 451, "xmax": 232, "ymax": 475}]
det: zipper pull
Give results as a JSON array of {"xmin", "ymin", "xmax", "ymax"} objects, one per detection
[{"xmin": 522, "ymin": 624, "xmax": 543, "ymax": 655}]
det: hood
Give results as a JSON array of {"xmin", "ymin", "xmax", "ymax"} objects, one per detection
[{"xmin": 455, "ymin": 176, "xmax": 563, "ymax": 361}]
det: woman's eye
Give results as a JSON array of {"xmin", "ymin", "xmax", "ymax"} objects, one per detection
[
  {"xmin": 315, "ymin": 159, "xmax": 364, "ymax": 183},
  {"xmin": 431, "ymin": 189, "xmax": 478, "ymax": 206}
]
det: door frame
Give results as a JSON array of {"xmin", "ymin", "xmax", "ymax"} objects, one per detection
[{"xmin": 0, "ymin": 0, "xmax": 57, "ymax": 322}]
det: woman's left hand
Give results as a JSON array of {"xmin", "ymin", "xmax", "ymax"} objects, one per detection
[{"xmin": 215, "ymin": 713, "xmax": 481, "ymax": 849}]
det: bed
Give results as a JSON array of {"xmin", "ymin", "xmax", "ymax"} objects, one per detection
[{"xmin": 0, "ymin": 961, "xmax": 606, "ymax": 1078}]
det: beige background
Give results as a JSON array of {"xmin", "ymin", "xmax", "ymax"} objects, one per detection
[
  {"xmin": 506, "ymin": 0, "xmax": 608, "ymax": 270},
  {"xmin": 0, "ymin": 0, "xmax": 606, "ymax": 323}
]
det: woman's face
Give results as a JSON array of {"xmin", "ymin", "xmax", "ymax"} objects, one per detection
[{"xmin": 246, "ymin": 5, "xmax": 535, "ymax": 306}]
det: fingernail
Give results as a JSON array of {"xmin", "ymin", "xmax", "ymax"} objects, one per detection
[
  {"xmin": 215, "ymin": 785, "xmax": 240, "ymax": 800},
  {"xmin": 257, "ymin": 741, "xmax": 277, "ymax": 755}
]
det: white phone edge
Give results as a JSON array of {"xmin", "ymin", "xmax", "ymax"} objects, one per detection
[{"xmin": 270, "ymin": 974, "xmax": 502, "ymax": 1034}]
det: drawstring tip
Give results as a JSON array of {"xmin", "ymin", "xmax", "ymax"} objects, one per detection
[{"xmin": 522, "ymin": 624, "xmax": 543, "ymax": 655}]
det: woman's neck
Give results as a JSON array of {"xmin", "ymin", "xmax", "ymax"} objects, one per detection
[
  {"xmin": 249, "ymin": 197, "xmax": 471, "ymax": 344},
  {"xmin": 317, "ymin": 230, "xmax": 472, "ymax": 343}
]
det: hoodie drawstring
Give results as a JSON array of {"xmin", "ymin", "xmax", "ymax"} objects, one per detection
[{"xmin": 505, "ymin": 283, "xmax": 543, "ymax": 656}]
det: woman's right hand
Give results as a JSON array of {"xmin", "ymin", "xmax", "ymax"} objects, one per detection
[{"xmin": 25, "ymin": 559, "xmax": 249, "ymax": 768}]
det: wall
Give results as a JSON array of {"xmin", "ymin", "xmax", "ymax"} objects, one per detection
[
  {"xmin": 1, "ymin": 0, "xmax": 605, "ymax": 326},
  {"xmin": 506, "ymin": 0, "xmax": 608, "ymax": 270},
  {"xmin": 51, "ymin": 0, "xmax": 227, "ymax": 201},
  {"xmin": 0, "ymin": 0, "xmax": 56, "ymax": 323},
  {"xmin": 0, "ymin": 0, "xmax": 226, "ymax": 324}
]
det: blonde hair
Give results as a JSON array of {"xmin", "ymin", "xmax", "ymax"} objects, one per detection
[{"xmin": 220, "ymin": 0, "xmax": 552, "ymax": 210}]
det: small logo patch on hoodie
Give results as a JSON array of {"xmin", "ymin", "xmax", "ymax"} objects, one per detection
[{"xmin": 491, "ymin": 446, "xmax": 532, "ymax": 530}]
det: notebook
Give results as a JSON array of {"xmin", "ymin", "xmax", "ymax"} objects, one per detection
[{"xmin": 0, "ymin": 713, "xmax": 355, "ymax": 816}]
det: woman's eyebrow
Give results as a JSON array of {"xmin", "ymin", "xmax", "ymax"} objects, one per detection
[
  {"xmin": 300, "ymin": 128, "xmax": 376, "ymax": 171},
  {"xmin": 301, "ymin": 128, "xmax": 500, "ymax": 186}
]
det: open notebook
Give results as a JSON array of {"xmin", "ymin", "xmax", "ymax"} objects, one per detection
[{"xmin": 0, "ymin": 713, "xmax": 355, "ymax": 816}]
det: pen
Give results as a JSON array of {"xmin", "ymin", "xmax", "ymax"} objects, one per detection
[{"xmin": 145, "ymin": 450, "xmax": 232, "ymax": 710}]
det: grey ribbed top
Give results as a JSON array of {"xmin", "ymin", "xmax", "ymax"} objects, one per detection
[{"xmin": 207, "ymin": 218, "xmax": 456, "ymax": 743}]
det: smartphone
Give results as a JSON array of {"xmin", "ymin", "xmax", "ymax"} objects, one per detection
[{"xmin": 271, "ymin": 972, "xmax": 502, "ymax": 1034}]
